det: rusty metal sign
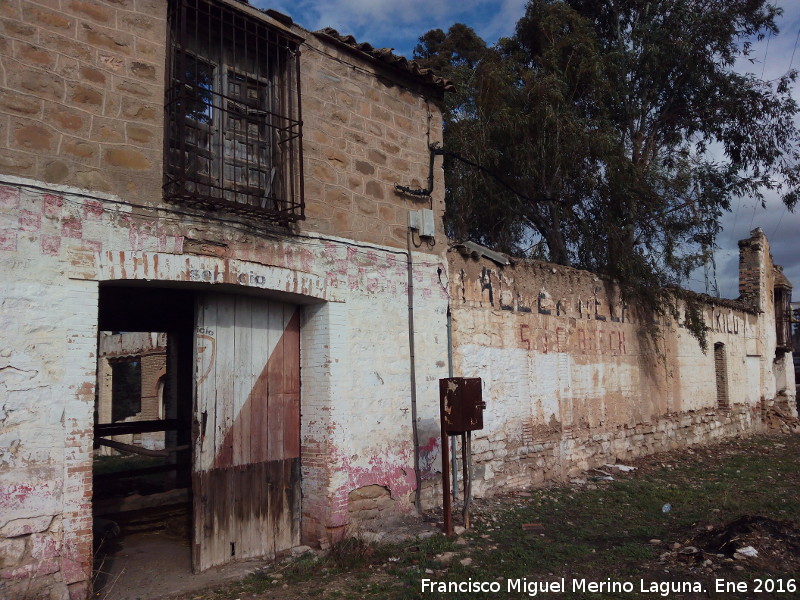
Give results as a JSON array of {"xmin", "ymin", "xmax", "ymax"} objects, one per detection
[{"xmin": 439, "ymin": 377, "xmax": 484, "ymax": 434}]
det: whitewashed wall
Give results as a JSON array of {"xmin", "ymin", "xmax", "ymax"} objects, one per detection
[
  {"xmin": 449, "ymin": 244, "xmax": 794, "ymax": 497},
  {"xmin": 0, "ymin": 176, "xmax": 449, "ymax": 598}
]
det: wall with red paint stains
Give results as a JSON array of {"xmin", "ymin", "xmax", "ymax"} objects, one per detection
[
  {"xmin": 0, "ymin": 0, "xmax": 452, "ymax": 592},
  {"xmin": 0, "ymin": 174, "xmax": 451, "ymax": 596},
  {"xmin": 448, "ymin": 237, "xmax": 795, "ymax": 498}
]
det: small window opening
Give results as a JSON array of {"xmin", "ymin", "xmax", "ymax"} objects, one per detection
[
  {"xmin": 774, "ymin": 286, "xmax": 792, "ymax": 351},
  {"xmin": 111, "ymin": 360, "xmax": 142, "ymax": 422},
  {"xmin": 714, "ymin": 342, "xmax": 729, "ymax": 408}
]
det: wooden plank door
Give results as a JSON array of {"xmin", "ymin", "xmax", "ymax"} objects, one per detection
[{"xmin": 193, "ymin": 293, "xmax": 300, "ymax": 571}]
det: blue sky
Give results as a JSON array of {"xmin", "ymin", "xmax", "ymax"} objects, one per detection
[
  {"xmin": 255, "ymin": 0, "xmax": 800, "ymax": 300},
  {"xmin": 259, "ymin": 0, "xmax": 527, "ymax": 58}
]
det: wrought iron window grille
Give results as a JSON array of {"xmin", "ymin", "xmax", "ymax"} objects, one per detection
[{"xmin": 165, "ymin": 0, "xmax": 304, "ymax": 225}]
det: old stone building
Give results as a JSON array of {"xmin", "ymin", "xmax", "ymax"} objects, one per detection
[
  {"xmin": 0, "ymin": 1, "xmax": 795, "ymax": 599},
  {"xmin": 0, "ymin": 1, "xmax": 451, "ymax": 597}
]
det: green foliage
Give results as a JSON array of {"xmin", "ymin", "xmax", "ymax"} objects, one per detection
[{"xmin": 415, "ymin": 0, "xmax": 799, "ymax": 343}]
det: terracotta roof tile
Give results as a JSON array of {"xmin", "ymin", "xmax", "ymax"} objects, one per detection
[{"xmin": 315, "ymin": 27, "xmax": 454, "ymax": 92}]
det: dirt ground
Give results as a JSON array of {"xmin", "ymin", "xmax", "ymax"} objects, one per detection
[{"xmin": 103, "ymin": 432, "xmax": 800, "ymax": 600}]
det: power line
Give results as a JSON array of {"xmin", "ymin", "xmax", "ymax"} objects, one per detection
[
  {"xmin": 772, "ymin": 204, "xmax": 788, "ymax": 238},
  {"xmin": 789, "ymin": 27, "xmax": 800, "ymax": 71},
  {"xmin": 761, "ymin": 29, "xmax": 772, "ymax": 78}
]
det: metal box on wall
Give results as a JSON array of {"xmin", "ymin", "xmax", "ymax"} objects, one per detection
[{"xmin": 439, "ymin": 377, "xmax": 484, "ymax": 434}]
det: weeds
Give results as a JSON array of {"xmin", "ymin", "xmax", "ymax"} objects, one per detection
[{"xmin": 173, "ymin": 434, "xmax": 800, "ymax": 600}]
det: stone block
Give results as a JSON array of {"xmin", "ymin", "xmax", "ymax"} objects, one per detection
[
  {"xmin": 13, "ymin": 69, "xmax": 64, "ymax": 102},
  {"xmin": 116, "ymin": 78, "xmax": 158, "ymax": 99},
  {"xmin": 44, "ymin": 160, "xmax": 70, "ymax": 183},
  {"xmin": 125, "ymin": 124, "xmax": 154, "ymax": 144},
  {"xmin": 0, "ymin": 516, "xmax": 54, "ymax": 538},
  {"xmin": 354, "ymin": 196, "xmax": 377, "ymax": 215},
  {"xmin": 63, "ymin": 139, "xmax": 98, "ymax": 161},
  {"xmin": 311, "ymin": 161, "xmax": 336, "ymax": 184},
  {"xmin": 0, "ymin": 17, "xmax": 36, "ymax": 41},
  {"xmin": 90, "ymin": 117, "xmax": 125, "ymax": 143},
  {"xmin": 0, "ymin": 149, "xmax": 35, "ymax": 175},
  {"xmin": 324, "ymin": 185, "xmax": 351, "ymax": 207},
  {"xmin": 0, "ymin": 537, "xmax": 26, "ymax": 568},
  {"xmin": 119, "ymin": 97, "xmax": 158, "ymax": 122},
  {"xmin": 365, "ymin": 180, "xmax": 383, "ymax": 199},
  {"xmin": 371, "ymin": 104, "xmax": 391, "ymax": 123},
  {"xmin": 130, "ymin": 61, "xmax": 157, "ymax": 81},
  {"xmin": 348, "ymin": 484, "xmax": 390, "ymax": 501},
  {"xmin": 68, "ymin": 83, "xmax": 104, "ymax": 109},
  {"xmin": 332, "ymin": 209, "xmax": 351, "ymax": 232},
  {"xmin": 104, "ymin": 147, "xmax": 151, "ymax": 170},
  {"xmin": 69, "ymin": 0, "xmax": 113, "ymax": 24},
  {"xmin": 355, "ymin": 160, "xmax": 374, "ymax": 176},
  {"xmin": 119, "ymin": 12, "xmax": 163, "ymax": 40},
  {"xmin": 23, "ymin": 4, "xmax": 75, "ymax": 32},
  {"xmin": 75, "ymin": 169, "xmax": 111, "ymax": 191},
  {"xmin": 14, "ymin": 123, "xmax": 55, "ymax": 152},
  {"xmin": 80, "ymin": 66, "xmax": 106, "ymax": 85},
  {"xmin": 47, "ymin": 106, "xmax": 88, "ymax": 133},
  {"xmin": 395, "ymin": 115, "xmax": 414, "ymax": 132},
  {"xmin": 40, "ymin": 32, "xmax": 93, "ymax": 61},
  {"xmin": 325, "ymin": 147, "xmax": 348, "ymax": 168},
  {"xmin": 79, "ymin": 22, "xmax": 132, "ymax": 55},
  {"xmin": 0, "ymin": 89, "xmax": 42, "ymax": 117},
  {"xmin": 15, "ymin": 42, "xmax": 57, "ymax": 69},
  {"xmin": 135, "ymin": 0, "xmax": 169, "ymax": 15}
]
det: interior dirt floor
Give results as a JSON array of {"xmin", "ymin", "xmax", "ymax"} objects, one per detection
[{"xmin": 93, "ymin": 530, "xmax": 269, "ymax": 600}]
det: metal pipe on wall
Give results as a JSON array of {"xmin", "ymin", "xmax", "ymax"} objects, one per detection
[
  {"xmin": 407, "ymin": 229, "xmax": 423, "ymax": 513},
  {"xmin": 447, "ymin": 305, "xmax": 458, "ymax": 500}
]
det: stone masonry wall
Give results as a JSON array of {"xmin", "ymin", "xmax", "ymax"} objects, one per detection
[
  {"xmin": 0, "ymin": 0, "xmax": 166, "ymax": 203},
  {"xmin": 0, "ymin": 0, "xmax": 447, "ymax": 254},
  {"xmin": 448, "ymin": 247, "xmax": 781, "ymax": 497},
  {"xmin": 298, "ymin": 30, "xmax": 446, "ymax": 250}
]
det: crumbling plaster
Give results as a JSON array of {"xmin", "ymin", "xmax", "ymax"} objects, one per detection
[{"xmin": 449, "ymin": 238, "xmax": 795, "ymax": 497}]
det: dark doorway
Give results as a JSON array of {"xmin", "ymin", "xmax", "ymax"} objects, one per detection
[{"xmin": 93, "ymin": 285, "xmax": 195, "ymax": 596}]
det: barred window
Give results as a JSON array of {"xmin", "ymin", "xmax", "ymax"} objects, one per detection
[{"xmin": 165, "ymin": 0, "xmax": 304, "ymax": 224}]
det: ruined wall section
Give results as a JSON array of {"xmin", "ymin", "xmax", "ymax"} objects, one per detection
[
  {"xmin": 298, "ymin": 32, "xmax": 445, "ymax": 251},
  {"xmin": 0, "ymin": 0, "xmax": 166, "ymax": 203},
  {"xmin": 739, "ymin": 228, "xmax": 796, "ymax": 412},
  {"xmin": 449, "ymin": 250, "xmax": 765, "ymax": 497}
]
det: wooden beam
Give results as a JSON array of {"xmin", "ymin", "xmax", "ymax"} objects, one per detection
[
  {"xmin": 96, "ymin": 438, "xmax": 189, "ymax": 457},
  {"xmin": 94, "ymin": 419, "xmax": 180, "ymax": 437}
]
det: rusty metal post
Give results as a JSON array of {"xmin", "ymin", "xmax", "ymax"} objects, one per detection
[
  {"xmin": 462, "ymin": 432, "xmax": 473, "ymax": 529},
  {"xmin": 440, "ymin": 397, "xmax": 452, "ymax": 536},
  {"xmin": 461, "ymin": 433, "xmax": 469, "ymax": 529}
]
